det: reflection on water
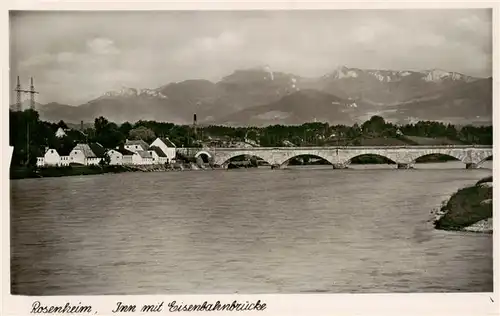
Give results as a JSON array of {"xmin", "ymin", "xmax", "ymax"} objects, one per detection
[{"xmin": 10, "ymin": 162, "xmax": 492, "ymax": 295}]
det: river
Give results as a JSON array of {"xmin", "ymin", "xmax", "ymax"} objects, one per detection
[{"xmin": 10, "ymin": 161, "xmax": 493, "ymax": 295}]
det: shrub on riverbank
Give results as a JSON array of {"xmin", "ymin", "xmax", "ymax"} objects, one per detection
[
  {"xmin": 434, "ymin": 177, "xmax": 493, "ymax": 231},
  {"xmin": 10, "ymin": 165, "xmax": 132, "ymax": 179},
  {"xmin": 476, "ymin": 176, "xmax": 493, "ymax": 186}
]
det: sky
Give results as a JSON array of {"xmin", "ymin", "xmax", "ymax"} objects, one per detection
[{"xmin": 9, "ymin": 9, "xmax": 492, "ymax": 105}]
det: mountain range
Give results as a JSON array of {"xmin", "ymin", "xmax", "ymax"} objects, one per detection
[{"xmin": 15, "ymin": 66, "xmax": 492, "ymax": 126}]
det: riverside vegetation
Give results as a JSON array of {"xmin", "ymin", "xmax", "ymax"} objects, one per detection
[{"xmin": 433, "ymin": 176, "xmax": 493, "ymax": 233}]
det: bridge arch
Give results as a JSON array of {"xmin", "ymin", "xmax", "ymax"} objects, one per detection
[
  {"xmin": 279, "ymin": 154, "xmax": 334, "ymax": 167},
  {"xmin": 194, "ymin": 151, "xmax": 212, "ymax": 159},
  {"xmin": 412, "ymin": 152, "xmax": 465, "ymax": 164},
  {"xmin": 342, "ymin": 153, "xmax": 398, "ymax": 166},
  {"xmin": 477, "ymin": 155, "xmax": 493, "ymax": 167},
  {"xmin": 412, "ymin": 153, "xmax": 463, "ymax": 165},
  {"xmin": 194, "ymin": 151, "xmax": 213, "ymax": 163},
  {"xmin": 217, "ymin": 153, "xmax": 271, "ymax": 168}
]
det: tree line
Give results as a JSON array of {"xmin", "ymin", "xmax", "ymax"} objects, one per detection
[{"xmin": 9, "ymin": 109, "xmax": 492, "ymax": 167}]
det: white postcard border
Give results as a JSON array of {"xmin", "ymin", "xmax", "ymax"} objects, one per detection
[{"xmin": 1, "ymin": 1, "xmax": 499, "ymax": 316}]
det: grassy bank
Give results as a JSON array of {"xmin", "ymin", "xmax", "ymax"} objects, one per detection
[
  {"xmin": 434, "ymin": 177, "xmax": 493, "ymax": 231},
  {"xmin": 10, "ymin": 165, "xmax": 134, "ymax": 180}
]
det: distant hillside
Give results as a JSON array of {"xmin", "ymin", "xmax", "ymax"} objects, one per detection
[
  {"xmin": 383, "ymin": 77, "xmax": 493, "ymax": 125},
  {"xmin": 215, "ymin": 89, "xmax": 373, "ymax": 126},
  {"xmin": 24, "ymin": 65, "xmax": 491, "ymax": 126}
]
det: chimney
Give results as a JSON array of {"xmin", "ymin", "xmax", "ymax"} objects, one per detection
[
  {"xmin": 80, "ymin": 120, "xmax": 84, "ymax": 131},
  {"xmin": 193, "ymin": 113, "xmax": 198, "ymax": 136}
]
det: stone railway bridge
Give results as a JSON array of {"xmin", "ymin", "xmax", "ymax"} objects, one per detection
[{"xmin": 176, "ymin": 145, "xmax": 493, "ymax": 169}]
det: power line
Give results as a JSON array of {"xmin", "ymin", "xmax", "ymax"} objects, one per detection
[{"xmin": 14, "ymin": 76, "xmax": 39, "ymax": 111}]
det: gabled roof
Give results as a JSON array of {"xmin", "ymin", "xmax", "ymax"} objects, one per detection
[
  {"xmin": 117, "ymin": 148, "xmax": 135, "ymax": 156},
  {"xmin": 125, "ymin": 139, "xmax": 149, "ymax": 150},
  {"xmin": 159, "ymin": 137, "xmax": 176, "ymax": 148},
  {"xmin": 89, "ymin": 143, "xmax": 106, "ymax": 158},
  {"xmin": 73, "ymin": 143, "xmax": 97, "ymax": 158},
  {"xmin": 109, "ymin": 147, "xmax": 135, "ymax": 156},
  {"xmin": 73, "ymin": 143, "xmax": 106, "ymax": 158},
  {"xmin": 136, "ymin": 150, "xmax": 152, "ymax": 159},
  {"xmin": 45, "ymin": 147, "xmax": 73, "ymax": 156},
  {"xmin": 149, "ymin": 146, "xmax": 167, "ymax": 157}
]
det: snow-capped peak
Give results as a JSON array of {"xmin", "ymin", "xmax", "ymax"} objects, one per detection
[
  {"xmin": 330, "ymin": 66, "xmax": 359, "ymax": 79},
  {"xmin": 263, "ymin": 65, "xmax": 274, "ymax": 81},
  {"xmin": 423, "ymin": 69, "xmax": 468, "ymax": 82},
  {"xmin": 103, "ymin": 87, "xmax": 138, "ymax": 97},
  {"xmin": 423, "ymin": 69, "xmax": 451, "ymax": 82},
  {"xmin": 324, "ymin": 66, "xmax": 475, "ymax": 83},
  {"xmin": 368, "ymin": 70, "xmax": 388, "ymax": 82},
  {"xmin": 102, "ymin": 87, "xmax": 167, "ymax": 99},
  {"xmin": 139, "ymin": 88, "xmax": 168, "ymax": 99}
]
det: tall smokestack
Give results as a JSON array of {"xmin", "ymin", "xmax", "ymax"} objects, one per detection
[
  {"xmin": 193, "ymin": 113, "xmax": 198, "ymax": 137},
  {"xmin": 80, "ymin": 120, "xmax": 84, "ymax": 131},
  {"xmin": 30, "ymin": 77, "xmax": 35, "ymax": 109}
]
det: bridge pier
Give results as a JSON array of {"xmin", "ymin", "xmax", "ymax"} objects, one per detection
[
  {"xmin": 466, "ymin": 163, "xmax": 479, "ymax": 169},
  {"xmin": 332, "ymin": 163, "xmax": 348, "ymax": 169},
  {"xmin": 271, "ymin": 164, "xmax": 282, "ymax": 170},
  {"xmin": 397, "ymin": 163, "xmax": 412, "ymax": 169}
]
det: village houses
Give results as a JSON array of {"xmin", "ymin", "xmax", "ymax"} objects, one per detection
[
  {"xmin": 106, "ymin": 147, "xmax": 135, "ymax": 165},
  {"xmin": 36, "ymin": 147, "xmax": 72, "ymax": 167},
  {"xmin": 124, "ymin": 139, "xmax": 149, "ymax": 152},
  {"xmin": 36, "ymin": 137, "xmax": 178, "ymax": 167},
  {"xmin": 124, "ymin": 139, "xmax": 154, "ymax": 165},
  {"xmin": 55, "ymin": 127, "xmax": 67, "ymax": 138},
  {"xmin": 69, "ymin": 143, "xmax": 106, "ymax": 165},
  {"xmin": 149, "ymin": 137, "xmax": 176, "ymax": 161},
  {"xmin": 148, "ymin": 146, "xmax": 169, "ymax": 164},
  {"xmin": 37, "ymin": 143, "xmax": 106, "ymax": 167}
]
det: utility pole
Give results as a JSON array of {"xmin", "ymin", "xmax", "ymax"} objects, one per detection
[
  {"xmin": 26, "ymin": 123, "xmax": 30, "ymax": 166},
  {"xmin": 14, "ymin": 76, "xmax": 40, "ymax": 166},
  {"xmin": 29, "ymin": 77, "xmax": 39, "ymax": 109},
  {"xmin": 14, "ymin": 76, "xmax": 22, "ymax": 111}
]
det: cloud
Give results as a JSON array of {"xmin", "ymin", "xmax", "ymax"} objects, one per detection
[
  {"xmin": 86, "ymin": 37, "xmax": 120, "ymax": 55},
  {"xmin": 10, "ymin": 10, "xmax": 492, "ymax": 105}
]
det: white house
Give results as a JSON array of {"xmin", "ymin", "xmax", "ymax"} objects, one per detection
[
  {"xmin": 106, "ymin": 148, "xmax": 135, "ymax": 165},
  {"xmin": 55, "ymin": 127, "xmax": 67, "ymax": 138},
  {"xmin": 148, "ymin": 146, "xmax": 169, "ymax": 164},
  {"xmin": 69, "ymin": 143, "xmax": 106, "ymax": 166},
  {"xmin": 46, "ymin": 148, "xmax": 61, "ymax": 165},
  {"xmin": 124, "ymin": 139, "xmax": 150, "ymax": 153},
  {"xmin": 36, "ymin": 147, "xmax": 71, "ymax": 167},
  {"xmin": 36, "ymin": 157, "xmax": 44, "ymax": 167},
  {"xmin": 150, "ymin": 137, "xmax": 176, "ymax": 161},
  {"xmin": 132, "ymin": 150, "xmax": 154, "ymax": 165}
]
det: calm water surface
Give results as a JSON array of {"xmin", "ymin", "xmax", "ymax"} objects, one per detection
[{"xmin": 10, "ymin": 162, "xmax": 493, "ymax": 295}]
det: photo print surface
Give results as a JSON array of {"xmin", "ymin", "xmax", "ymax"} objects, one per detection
[{"xmin": 9, "ymin": 9, "xmax": 493, "ymax": 295}]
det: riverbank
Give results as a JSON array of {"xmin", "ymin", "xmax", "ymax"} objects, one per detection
[
  {"xmin": 433, "ymin": 176, "xmax": 493, "ymax": 233},
  {"xmin": 9, "ymin": 163, "xmax": 207, "ymax": 180}
]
